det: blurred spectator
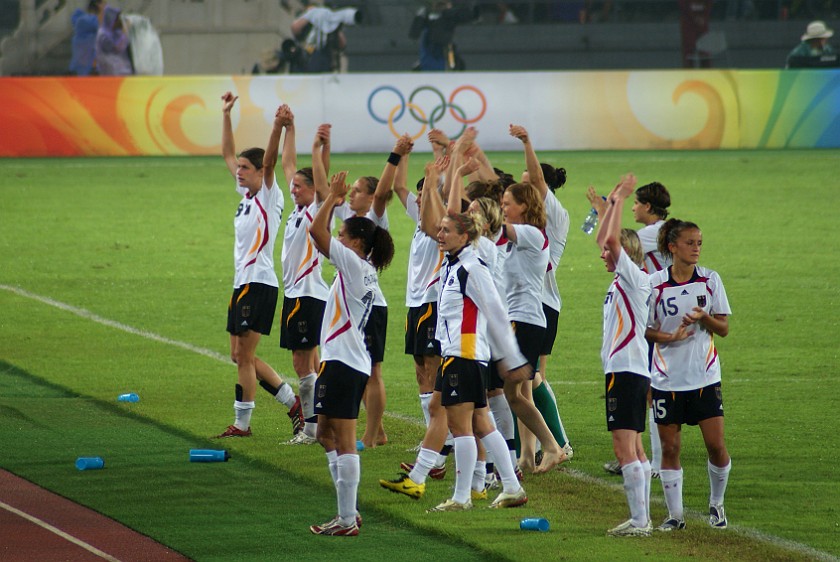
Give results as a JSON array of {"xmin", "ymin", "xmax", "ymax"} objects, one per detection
[
  {"xmin": 96, "ymin": 5, "xmax": 134, "ymax": 76},
  {"xmin": 290, "ymin": 2, "xmax": 362, "ymax": 73},
  {"xmin": 679, "ymin": 0, "xmax": 713, "ymax": 67},
  {"xmin": 123, "ymin": 13, "xmax": 164, "ymax": 75},
  {"xmin": 409, "ymin": 1, "xmax": 477, "ymax": 71},
  {"xmin": 69, "ymin": 0, "xmax": 104, "ymax": 76},
  {"xmin": 786, "ymin": 20, "xmax": 838, "ymax": 67}
]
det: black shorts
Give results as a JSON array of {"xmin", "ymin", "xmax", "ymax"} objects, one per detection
[
  {"xmin": 435, "ymin": 356, "xmax": 488, "ymax": 408},
  {"xmin": 511, "ymin": 321, "xmax": 545, "ymax": 375},
  {"xmin": 652, "ymin": 382, "xmax": 724, "ymax": 426},
  {"xmin": 226, "ymin": 283, "xmax": 278, "ymax": 336},
  {"xmin": 605, "ymin": 372, "xmax": 650, "ymax": 432},
  {"xmin": 279, "ymin": 296, "xmax": 325, "ymax": 350},
  {"xmin": 486, "ymin": 360, "xmax": 504, "ymax": 391},
  {"xmin": 540, "ymin": 304, "xmax": 560, "ymax": 356},
  {"xmin": 364, "ymin": 305, "xmax": 388, "ymax": 363},
  {"xmin": 404, "ymin": 302, "xmax": 441, "ymax": 356},
  {"xmin": 314, "ymin": 361, "xmax": 369, "ymax": 419}
]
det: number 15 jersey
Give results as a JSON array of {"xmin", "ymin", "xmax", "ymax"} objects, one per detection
[{"xmin": 648, "ymin": 265, "xmax": 731, "ymax": 391}]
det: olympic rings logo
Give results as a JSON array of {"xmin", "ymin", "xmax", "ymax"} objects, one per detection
[{"xmin": 367, "ymin": 85, "xmax": 487, "ymax": 141}]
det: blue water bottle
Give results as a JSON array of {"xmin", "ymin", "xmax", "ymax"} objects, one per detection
[
  {"xmin": 117, "ymin": 393, "xmax": 140, "ymax": 402},
  {"xmin": 580, "ymin": 207, "xmax": 599, "ymax": 235},
  {"xmin": 189, "ymin": 449, "xmax": 230, "ymax": 462},
  {"xmin": 75, "ymin": 457, "xmax": 105, "ymax": 470}
]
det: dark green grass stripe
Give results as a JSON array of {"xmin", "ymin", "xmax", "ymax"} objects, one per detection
[{"xmin": 0, "ymin": 361, "xmax": 505, "ymax": 562}]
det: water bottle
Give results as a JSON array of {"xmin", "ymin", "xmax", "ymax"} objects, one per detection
[
  {"xmin": 117, "ymin": 393, "xmax": 140, "ymax": 402},
  {"xmin": 520, "ymin": 517, "xmax": 550, "ymax": 532},
  {"xmin": 580, "ymin": 207, "xmax": 599, "ymax": 235},
  {"xmin": 75, "ymin": 457, "xmax": 105, "ymax": 470},
  {"xmin": 189, "ymin": 449, "xmax": 230, "ymax": 462}
]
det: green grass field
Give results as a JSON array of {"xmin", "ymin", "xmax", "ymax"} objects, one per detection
[{"xmin": 1, "ymin": 149, "xmax": 839, "ymax": 561}]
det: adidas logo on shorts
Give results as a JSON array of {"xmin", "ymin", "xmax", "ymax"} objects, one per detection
[
  {"xmin": 315, "ymin": 401, "xmax": 322, "ymax": 408},
  {"xmin": 608, "ymin": 415, "xmax": 615, "ymax": 421}
]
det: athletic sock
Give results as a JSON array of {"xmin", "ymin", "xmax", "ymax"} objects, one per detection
[
  {"xmin": 275, "ymin": 382, "xmax": 297, "ymax": 409},
  {"xmin": 481, "ymin": 430, "xmax": 520, "ymax": 494},
  {"xmin": 452, "ymin": 435, "xmax": 477, "ymax": 504},
  {"xmin": 336, "ymin": 454, "xmax": 360, "ymax": 526},
  {"xmin": 233, "ymin": 400, "xmax": 254, "ymax": 431},
  {"xmin": 419, "ymin": 392, "xmax": 432, "ymax": 427},
  {"xmin": 409, "ymin": 447, "xmax": 438, "ymax": 485},
  {"xmin": 660, "ymin": 468, "xmax": 684, "ymax": 520},
  {"xmin": 641, "ymin": 459, "xmax": 652, "ymax": 523},
  {"xmin": 532, "ymin": 382, "xmax": 565, "ymax": 447},
  {"xmin": 621, "ymin": 460, "xmax": 647, "ymax": 527},
  {"xmin": 708, "ymin": 459, "xmax": 731, "ymax": 506},
  {"xmin": 648, "ymin": 408, "xmax": 662, "ymax": 472},
  {"xmin": 326, "ymin": 450, "xmax": 339, "ymax": 489},
  {"xmin": 541, "ymin": 379, "xmax": 570, "ymax": 446},
  {"xmin": 472, "ymin": 458, "xmax": 487, "ymax": 492},
  {"xmin": 299, "ymin": 373, "xmax": 317, "ymax": 437}
]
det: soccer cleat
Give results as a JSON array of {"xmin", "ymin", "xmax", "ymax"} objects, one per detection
[
  {"xmin": 709, "ymin": 504, "xmax": 728, "ymax": 529},
  {"xmin": 562, "ymin": 443, "xmax": 574, "ymax": 461},
  {"xmin": 379, "ymin": 474, "xmax": 425, "ymax": 499},
  {"xmin": 355, "ymin": 512, "xmax": 363, "ymax": 528},
  {"xmin": 215, "ymin": 425, "xmax": 251, "ymax": 438},
  {"xmin": 607, "ymin": 519, "xmax": 652, "ymax": 537},
  {"xmin": 400, "ymin": 461, "xmax": 446, "ymax": 480},
  {"xmin": 603, "ymin": 459, "xmax": 622, "ymax": 475},
  {"xmin": 484, "ymin": 472, "xmax": 500, "ymax": 490},
  {"xmin": 284, "ymin": 432, "xmax": 317, "ymax": 445},
  {"xmin": 534, "ymin": 450, "xmax": 544, "ymax": 466},
  {"xmin": 471, "ymin": 488, "xmax": 488, "ymax": 501},
  {"xmin": 656, "ymin": 516, "xmax": 686, "ymax": 532},
  {"xmin": 287, "ymin": 396, "xmax": 304, "ymax": 435},
  {"xmin": 489, "ymin": 486, "xmax": 528, "ymax": 508},
  {"xmin": 514, "ymin": 465, "xmax": 524, "ymax": 481},
  {"xmin": 426, "ymin": 499, "xmax": 472, "ymax": 512},
  {"xmin": 309, "ymin": 518, "xmax": 359, "ymax": 536}
]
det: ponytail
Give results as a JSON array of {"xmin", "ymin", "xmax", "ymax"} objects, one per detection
[{"xmin": 657, "ymin": 218, "xmax": 699, "ymax": 260}]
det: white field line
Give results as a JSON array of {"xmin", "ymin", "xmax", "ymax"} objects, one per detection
[
  {"xmin": 2, "ymin": 284, "xmax": 837, "ymax": 562},
  {"xmin": 0, "ymin": 500, "xmax": 122, "ymax": 562}
]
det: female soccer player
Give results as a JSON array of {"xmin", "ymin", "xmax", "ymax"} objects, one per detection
[
  {"xmin": 215, "ymin": 94, "xmax": 302, "ymax": 438},
  {"xmin": 427, "ymin": 210, "xmax": 530, "ymax": 511},
  {"xmin": 646, "ymin": 218, "xmax": 732, "ymax": 532},
  {"xmin": 596, "ymin": 174, "xmax": 653, "ymax": 537},
  {"xmin": 307, "ymin": 169, "xmax": 395, "ymax": 536},
  {"xmin": 278, "ymin": 110, "xmax": 331, "ymax": 444}
]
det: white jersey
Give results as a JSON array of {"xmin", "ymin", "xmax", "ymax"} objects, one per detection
[
  {"xmin": 405, "ymin": 192, "xmax": 443, "ymax": 307},
  {"xmin": 542, "ymin": 191, "xmax": 570, "ymax": 312},
  {"xmin": 281, "ymin": 195, "xmax": 329, "ymax": 301},
  {"xmin": 232, "ymin": 177, "xmax": 283, "ymax": 289},
  {"xmin": 637, "ymin": 220, "xmax": 671, "ymax": 273},
  {"xmin": 320, "ymin": 238, "xmax": 378, "ymax": 375},
  {"xmin": 476, "ymin": 236, "xmax": 497, "ymax": 274},
  {"xmin": 437, "ymin": 245, "xmax": 526, "ymax": 367},
  {"xmin": 332, "ymin": 204, "xmax": 388, "ymax": 306},
  {"xmin": 491, "ymin": 230, "xmax": 508, "ymax": 299},
  {"xmin": 503, "ymin": 224, "xmax": 550, "ymax": 327},
  {"xmin": 601, "ymin": 250, "xmax": 651, "ymax": 376},
  {"xmin": 648, "ymin": 265, "xmax": 731, "ymax": 391}
]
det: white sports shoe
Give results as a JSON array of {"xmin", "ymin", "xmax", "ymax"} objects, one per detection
[
  {"xmin": 562, "ymin": 443, "xmax": 574, "ymax": 461},
  {"xmin": 284, "ymin": 432, "xmax": 317, "ymax": 445},
  {"xmin": 709, "ymin": 504, "xmax": 728, "ymax": 529},
  {"xmin": 489, "ymin": 486, "xmax": 528, "ymax": 508},
  {"xmin": 603, "ymin": 459, "xmax": 622, "ymax": 475},
  {"xmin": 426, "ymin": 499, "xmax": 472, "ymax": 512},
  {"xmin": 607, "ymin": 519, "xmax": 651, "ymax": 537}
]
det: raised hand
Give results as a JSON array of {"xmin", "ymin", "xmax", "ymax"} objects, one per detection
[
  {"xmin": 329, "ymin": 171, "xmax": 349, "ymax": 200},
  {"xmin": 509, "ymin": 124, "xmax": 529, "ymax": 144},
  {"xmin": 395, "ymin": 133, "xmax": 414, "ymax": 156},
  {"xmin": 222, "ymin": 91, "xmax": 238, "ymax": 113}
]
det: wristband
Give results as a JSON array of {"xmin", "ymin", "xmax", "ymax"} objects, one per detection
[{"xmin": 387, "ymin": 152, "xmax": 401, "ymax": 166}]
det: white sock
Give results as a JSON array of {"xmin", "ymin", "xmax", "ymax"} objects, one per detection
[
  {"xmin": 452, "ymin": 435, "xmax": 477, "ymax": 504},
  {"xmin": 488, "ymin": 394, "xmax": 514, "ymax": 440},
  {"xmin": 409, "ymin": 447, "xmax": 438, "ymax": 485},
  {"xmin": 336, "ymin": 454, "xmax": 360, "ymax": 526},
  {"xmin": 648, "ymin": 408, "xmax": 661, "ymax": 472},
  {"xmin": 708, "ymin": 459, "xmax": 731, "ymax": 506},
  {"xmin": 481, "ymin": 430, "xmax": 520, "ymax": 494},
  {"xmin": 299, "ymin": 373, "xmax": 317, "ymax": 436},
  {"xmin": 275, "ymin": 382, "xmax": 296, "ymax": 409},
  {"xmin": 622, "ymin": 460, "xmax": 647, "ymax": 527},
  {"xmin": 233, "ymin": 400, "xmax": 254, "ymax": 430},
  {"xmin": 326, "ymin": 450, "xmax": 339, "ymax": 489},
  {"xmin": 419, "ymin": 392, "xmax": 432, "ymax": 427},
  {"xmin": 660, "ymin": 468, "xmax": 684, "ymax": 520},
  {"xmin": 641, "ymin": 459, "xmax": 652, "ymax": 523},
  {"xmin": 472, "ymin": 458, "xmax": 487, "ymax": 492}
]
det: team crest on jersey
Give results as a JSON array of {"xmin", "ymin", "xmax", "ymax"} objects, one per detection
[
  {"xmin": 427, "ymin": 326, "xmax": 436, "ymax": 341},
  {"xmin": 715, "ymin": 385, "xmax": 722, "ymax": 401},
  {"xmin": 697, "ymin": 295, "xmax": 707, "ymax": 307},
  {"xmin": 318, "ymin": 384, "xmax": 326, "ymax": 398},
  {"xmin": 297, "ymin": 320, "xmax": 308, "ymax": 333},
  {"xmin": 448, "ymin": 373, "xmax": 459, "ymax": 388},
  {"xmin": 242, "ymin": 306, "xmax": 251, "ymax": 318},
  {"xmin": 448, "ymin": 277, "xmax": 455, "ymax": 286},
  {"xmin": 608, "ymin": 397, "xmax": 618, "ymax": 412}
]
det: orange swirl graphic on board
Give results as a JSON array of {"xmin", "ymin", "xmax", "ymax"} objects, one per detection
[{"xmin": 670, "ymin": 80, "xmax": 726, "ymax": 149}]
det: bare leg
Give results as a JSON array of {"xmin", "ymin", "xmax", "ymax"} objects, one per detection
[{"xmin": 361, "ymin": 362, "xmax": 387, "ymax": 448}]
